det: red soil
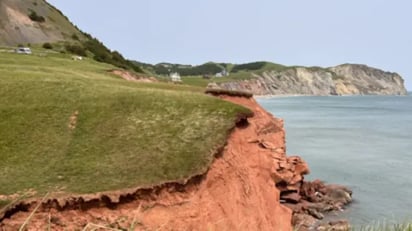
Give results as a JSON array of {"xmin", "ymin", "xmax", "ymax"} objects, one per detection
[
  {"xmin": 110, "ymin": 70, "xmax": 158, "ymax": 82},
  {"xmin": 1, "ymin": 95, "xmax": 298, "ymax": 231}
]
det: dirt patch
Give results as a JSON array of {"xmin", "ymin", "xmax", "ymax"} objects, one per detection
[
  {"xmin": 68, "ymin": 110, "xmax": 78, "ymax": 130},
  {"xmin": 5, "ymin": 6, "xmax": 34, "ymax": 26},
  {"xmin": 110, "ymin": 70, "xmax": 158, "ymax": 83}
]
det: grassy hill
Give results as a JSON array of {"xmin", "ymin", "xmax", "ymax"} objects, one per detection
[
  {"xmin": 0, "ymin": 50, "xmax": 251, "ymax": 207},
  {"xmin": 0, "ymin": 0, "xmax": 143, "ymax": 73}
]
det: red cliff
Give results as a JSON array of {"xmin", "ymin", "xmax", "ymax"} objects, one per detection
[{"xmin": 0, "ymin": 94, "xmax": 351, "ymax": 231}]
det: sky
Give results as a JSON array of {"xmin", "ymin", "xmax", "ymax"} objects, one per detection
[{"xmin": 48, "ymin": 0, "xmax": 411, "ymax": 90}]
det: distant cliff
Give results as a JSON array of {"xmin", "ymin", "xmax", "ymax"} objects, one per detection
[{"xmin": 217, "ymin": 64, "xmax": 407, "ymax": 96}]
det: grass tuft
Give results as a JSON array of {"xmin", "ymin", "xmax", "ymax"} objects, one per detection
[{"xmin": 352, "ymin": 221, "xmax": 412, "ymax": 231}]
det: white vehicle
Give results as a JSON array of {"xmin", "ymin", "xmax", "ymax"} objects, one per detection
[{"xmin": 15, "ymin": 47, "xmax": 32, "ymax": 54}]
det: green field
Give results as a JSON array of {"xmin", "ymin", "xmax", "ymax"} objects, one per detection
[{"xmin": 0, "ymin": 51, "xmax": 251, "ymax": 206}]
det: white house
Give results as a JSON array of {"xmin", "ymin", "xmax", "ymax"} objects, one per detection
[
  {"xmin": 215, "ymin": 69, "xmax": 229, "ymax": 77},
  {"xmin": 170, "ymin": 72, "xmax": 181, "ymax": 82}
]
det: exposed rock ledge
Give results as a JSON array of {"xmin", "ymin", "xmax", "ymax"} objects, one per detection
[
  {"xmin": 0, "ymin": 94, "xmax": 352, "ymax": 231},
  {"xmin": 217, "ymin": 64, "xmax": 407, "ymax": 96}
]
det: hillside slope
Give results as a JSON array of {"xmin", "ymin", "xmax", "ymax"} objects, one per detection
[
  {"xmin": 216, "ymin": 64, "xmax": 407, "ymax": 96},
  {"xmin": 0, "ymin": 0, "xmax": 83, "ymax": 46}
]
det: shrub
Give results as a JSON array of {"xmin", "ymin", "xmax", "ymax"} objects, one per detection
[
  {"xmin": 42, "ymin": 43, "xmax": 53, "ymax": 49},
  {"xmin": 64, "ymin": 44, "xmax": 87, "ymax": 57},
  {"xmin": 28, "ymin": 10, "xmax": 45, "ymax": 23},
  {"xmin": 71, "ymin": 34, "xmax": 80, "ymax": 41},
  {"xmin": 205, "ymin": 88, "xmax": 253, "ymax": 98},
  {"xmin": 82, "ymin": 38, "xmax": 143, "ymax": 72}
]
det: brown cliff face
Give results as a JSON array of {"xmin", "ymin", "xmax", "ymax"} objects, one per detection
[{"xmin": 0, "ymin": 95, "xmax": 350, "ymax": 231}]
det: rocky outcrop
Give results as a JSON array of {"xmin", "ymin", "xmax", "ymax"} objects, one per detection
[
  {"xmin": 0, "ymin": 94, "xmax": 351, "ymax": 231},
  {"xmin": 217, "ymin": 64, "xmax": 407, "ymax": 96}
]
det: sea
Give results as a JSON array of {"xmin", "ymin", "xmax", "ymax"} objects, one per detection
[{"xmin": 257, "ymin": 93, "xmax": 412, "ymax": 225}]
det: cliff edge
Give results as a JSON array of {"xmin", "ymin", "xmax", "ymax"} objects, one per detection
[
  {"xmin": 217, "ymin": 64, "xmax": 407, "ymax": 96},
  {"xmin": 1, "ymin": 95, "xmax": 293, "ymax": 230},
  {"xmin": 1, "ymin": 94, "xmax": 351, "ymax": 231}
]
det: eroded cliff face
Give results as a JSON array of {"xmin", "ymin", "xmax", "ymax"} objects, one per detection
[
  {"xmin": 331, "ymin": 64, "xmax": 407, "ymax": 95},
  {"xmin": 0, "ymin": 95, "xmax": 352, "ymax": 231},
  {"xmin": 1, "ymin": 95, "xmax": 295, "ymax": 231},
  {"xmin": 217, "ymin": 64, "xmax": 407, "ymax": 96}
]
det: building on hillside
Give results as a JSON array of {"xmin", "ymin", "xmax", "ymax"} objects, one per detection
[
  {"xmin": 170, "ymin": 72, "xmax": 181, "ymax": 82},
  {"xmin": 15, "ymin": 47, "xmax": 32, "ymax": 54},
  {"xmin": 215, "ymin": 68, "xmax": 229, "ymax": 77}
]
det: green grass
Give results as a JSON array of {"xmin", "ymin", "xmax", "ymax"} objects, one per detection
[
  {"xmin": 0, "ymin": 52, "xmax": 251, "ymax": 202},
  {"xmin": 352, "ymin": 221, "xmax": 412, "ymax": 231},
  {"xmin": 0, "ymin": 200, "xmax": 11, "ymax": 208}
]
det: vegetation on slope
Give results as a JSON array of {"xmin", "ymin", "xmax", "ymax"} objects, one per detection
[
  {"xmin": 64, "ymin": 34, "xmax": 144, "ymax": 73},
  {"xmin": 0, "ymin": 51, "xmax": 251, "ymax": 204}
]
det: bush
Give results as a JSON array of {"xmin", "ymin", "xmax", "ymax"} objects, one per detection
[
  {"xmin": 71, "ymin": 34, "xmax": 80, "ymax": 41},
  {"xmin": 65, "ymin": 44, "xmax": 87, "ymax": 57},
  {"xmin": 205, "ymin": 88, "xmax": 253, "ymax": 98},
  {"xmin": 82, "ymin": 38, "xmax": 143, "ymax": 72},
  {"xmin": 42, "ymin": 43, "xmax": 53, "ymax": 49},
  {"xmin": 28, "ymin": 10, "xmax": 45, "ymax": 23}
]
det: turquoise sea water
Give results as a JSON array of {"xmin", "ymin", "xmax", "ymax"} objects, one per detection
[{"xmin": 258, "ymin": 93, "xmax": 412, "ymax": 225}]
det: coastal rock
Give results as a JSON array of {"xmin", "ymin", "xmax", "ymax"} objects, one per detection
[
  {"xmin": 317, "ymin": 220, "xmax": 351, "ymax": 231},
  {"xmin": 285, "ymin": 179, "xmax": 353, "ymax": 230},
  {"xmin": 217, "ymin": 64, "xmax": 407, "ymax": 96},
  {"xmin": 293, "ymin": 213, "xmax": 318, "ymax": 230}
]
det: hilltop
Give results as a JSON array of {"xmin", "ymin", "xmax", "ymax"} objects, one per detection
[{"xmin": 0, "ymin": 0, "xmax": 142, "ymax": 72}]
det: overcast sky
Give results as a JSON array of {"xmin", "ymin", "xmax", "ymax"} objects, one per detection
[{"xmin": 48, "ymin": 0, "xmax": 411, "ymax": 90}]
